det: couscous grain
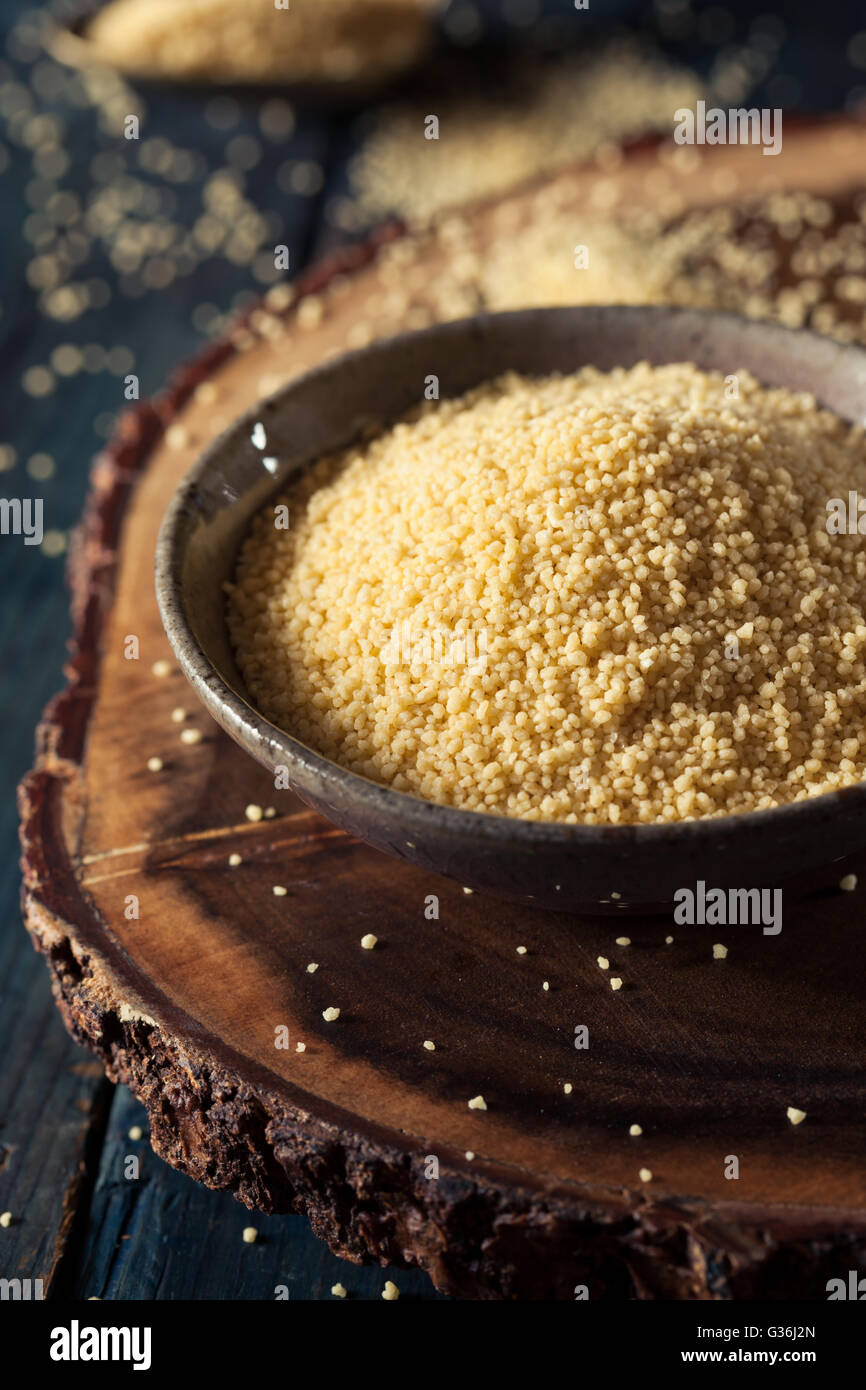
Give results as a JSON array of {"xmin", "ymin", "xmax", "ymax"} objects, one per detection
[{"xmin": 228, "ymin": 363, "xmax": 866, "ymax": 825}]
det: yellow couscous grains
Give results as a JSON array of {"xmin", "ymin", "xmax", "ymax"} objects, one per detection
[{"xmin": 228, "ymin": 363, "xmax": 866, "ymax": 825}]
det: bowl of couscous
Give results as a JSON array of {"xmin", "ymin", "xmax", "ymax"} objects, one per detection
[{"xmin": 156, "ymin": 305, "xmax": 866, "ymax": 912}]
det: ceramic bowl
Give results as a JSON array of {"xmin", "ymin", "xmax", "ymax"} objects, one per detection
[{"xmin": 156, "ymin": 305, "xmax": 866, "ymax": 912}]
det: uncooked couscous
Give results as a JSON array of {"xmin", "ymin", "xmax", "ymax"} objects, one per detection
[
  {"xmin": 86, "ymin": 0, "xmax": 435, "ymax": 87},
  {"xmin": 227, "ymin": 362, "xmax": 866, "ymax": 825}
]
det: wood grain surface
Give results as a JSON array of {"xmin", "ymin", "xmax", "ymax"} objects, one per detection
[{"xmin": 19, "ymin": 118, "xmax": 866, "ymax": 1299}]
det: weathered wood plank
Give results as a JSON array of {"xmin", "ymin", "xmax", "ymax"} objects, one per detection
[{"xmin": 0, "ymin": 836, "xmax": 113, "ymax": 1297}]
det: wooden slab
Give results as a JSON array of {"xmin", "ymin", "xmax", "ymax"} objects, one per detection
[
  {"xmin": 72, "ymin": 1086, "xmax": 444, "ymax": 1300},
  {"xmin": 19, "ymin": 118, "xmax": 866, "ymax": 1299}
]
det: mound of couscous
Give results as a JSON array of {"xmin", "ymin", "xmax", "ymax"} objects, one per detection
[{"xmin": 227, "ymin": 362, "xmax": 866, "ymax": 823}]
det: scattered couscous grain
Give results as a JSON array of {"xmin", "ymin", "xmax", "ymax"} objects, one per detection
[
  {"xmin": 840, "ymin": 873, "xmax": 858, "ymax": 891},
  {"xmin": 273, "ymin": 885, "xmax": 287, "ymax": 896},
  {"xmin": 180, "ymin": 727, "xmax": 202, "ymax": 745},
  {"xmin": 0, "ymin": 1212, "xmax": 12, "ymax": 1228},
  {"xmin": 616, "ymin": 936, "xmax": 631, "ymax": 946},
  {"xmin": 423, "ymin": 1039, "xmax": 435, "ymax": 1051},
  {"xmin": 597, "ymin": 956, "xmax": 610, "ymax": 970},
  {"xmin": 629, "ymin": 1124, "xmax": 643, "ymax": 1137},
  {"xmin": 610, "ymin": 977, "xmax": 623, "ymax": 991},
  {"xmin": 146, "ymin": 757, "xmax": 163, "ymax": 773},
  {"xmin": 245, "ymin": 803, "xmax": 263, "ymax": 822},
  {"xmin": 381, "ymin": 1280, "xmax": 400, "ymax": 1301},
  {"xmin": 331, "ymin": 1283, "xmax": 347, "ymax": 1298},
  {"xmin": 229, "ymin": 364, "xmax": 866, "ymax": 825},
  {"xmin": 713, "ymin": 943, "xmax": 729, "ymax": 960},
  {"xmin": 322, "ymin": 1006, "xmax": 340, "ymax": 1021},
  {"xmin": 228, "ymin": 852, "xmax": 242, "ymax": 867},
  {"xmin": 468, "ymin": 1094, "xmax": 487, "ymax": 1111},
  {"xmin": 242, "ymin": 1226, "xmax": 258, "ymax": 1244},
  {"xmin": 360, "ymin": 933, "xmax": 378, "ymax": 949},
  {"xmin": 787, "ymin": 1106, "xmax": 807, "ymax": 1125},
  {"xmin": 639, "ymin": 1167, "xmax": 653, "ymax": 1183},
  {"xmin": 151, "ymin": 659, "xmax": 172, "ymax": 678},
  {"xmin": 128, "ymin": 1125, "xmax": 143, "ymax": 1141}
]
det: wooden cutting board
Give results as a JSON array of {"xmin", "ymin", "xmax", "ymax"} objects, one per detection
[{"xmin": 19, "ymin": 117, "xmax": 866, "ymax": 1299}]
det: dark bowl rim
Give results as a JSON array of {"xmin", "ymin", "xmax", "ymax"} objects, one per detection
[{"xmin": 155, "ymin": 302, "xmax": 866, "ymax": 847}]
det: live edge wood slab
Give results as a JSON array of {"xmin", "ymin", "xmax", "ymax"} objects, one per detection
[{"xmin": 18, "ymin": 120, "xmax": 866, "ymax": 1300}]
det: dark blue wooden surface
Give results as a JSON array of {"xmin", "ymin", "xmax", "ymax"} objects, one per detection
[{"xmin": 1, "ymin": 0, "xmax": 862, "ymax": 1302}]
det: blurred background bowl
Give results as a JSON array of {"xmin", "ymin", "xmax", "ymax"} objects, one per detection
[{"xmin": 46, "ymin": 0, "xmax": 443, "ymax": 103}]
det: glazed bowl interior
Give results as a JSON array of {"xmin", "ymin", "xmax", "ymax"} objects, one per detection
[{"xmin": 156, "ymin": 305, "xmax": 866, "ymax": 914}]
